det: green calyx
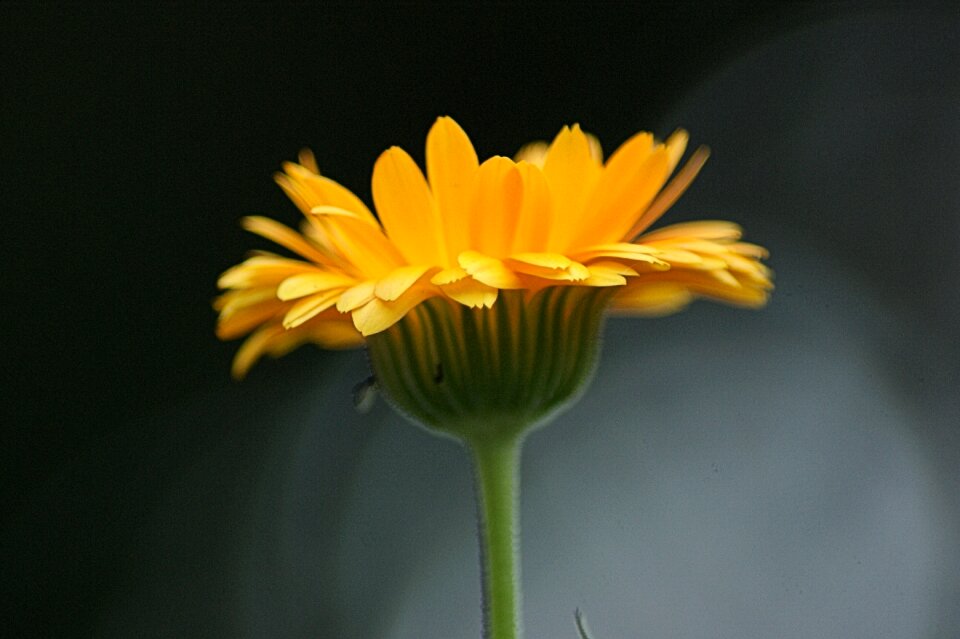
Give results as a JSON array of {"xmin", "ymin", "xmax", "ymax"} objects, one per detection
[{"xmin": 365, "ymin": 286, "xmax": 613, "ymax": 441}]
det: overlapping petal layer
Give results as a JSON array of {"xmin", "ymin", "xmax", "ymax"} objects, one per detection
[{"xmin": 216, "ymin": 117, "xmax": 772, "ymax": 376}]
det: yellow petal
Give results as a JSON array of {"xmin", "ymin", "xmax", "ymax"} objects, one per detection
[
  {"xmin": 628, "ymin": 270, "xmax": 770, "ymax": 308},
  {"xmin": 440, "ymin": 277, "xmax": 498, "ymax": 308},
  {"xmin": 298, "ymin": 217, "xmax": 337, "ymax": 255},
  {"xmin": 639, "ymin": 220, "xmax": 742, "ymax": 243},
  {"xmin": 580, "ymin": 264, "xmax": 632, "ymax": 287},
  {"xmin": 514, "ymin": 141, "xmax": 548, "ymax": 167},
  {"xmin": 571, "ymin": 243, "xmax": 669, "ymax": 269},
  {"xmin": 372, "ymin": 146, "xmax": 446, "ymax": 265},
  {"xmin": 625, "ymin": 145, "xmax": 710, "ymax": 240},
  {"xmin": 430, "ymin": 266, "xmax": 468, "ymax": 285},
  {"xmin": 640, "ymin": 243, "xmax": 728, "ymax": 270},
  {"xmin": 586, "ymin": 133, "xmax": 604, "ymax": 163},
  {"xmin": 216, "ymin": 288, "xmax": 277, "ymax": 318},
  {"xmin": 721, "ymin": 252, "xmax": 773, "ymax": 285},
  {"xmin": 426, "ymin": 116, "xmax": 479, "ymax": 261},
  {"xmin": 542, "ymin": 124, "xmax": 603, "ymax": 252},
  {"xmin": 664, "ymin": 129, "xmax": 689, "ymax": 174},
  {"xmin": 305, "ymin": 320, "xmax": 364, "ymax": 349},
  {"xmin": 612, "ymin": 283, "xmax": 694, "ymax": 316},
  {"xmin": 277, "ymin": 271, "xmax": 357, "ymax": 301},
  {"xmin": 728, "ymin": 242, "xmax": 770, "ymax": 259},
  {"xmin": 283, "ymin": 289, "xmax": 343, "ymax": 328},
  {"xmin": 662, "ymin": 239, "xmax": 731, "ymax": 254},
  {"xmin": 308, "ymin": 207, "xmax": 404, "ymax": 277},
  {"xmin": 280, "ymin": 162, "xmax": 378, "ymax": 225},
  {"xmin": 510, "ymin": 161, "xmax": 551, "ymax": 254},
  {"xmin": 640, "ymin": 248, "xmax": 708, "ymax": 267},
  {"xmin": 216, "ymin": 298, "xmax": 285, "ymax": 340},
  {"xmin": 458, "ymin": 250, "xmax": 524, "ymax": 289},
  {"xmin": 588, "ymin": 260, "xmax": 638, "ymax": 276},
  {"xmin": 337, "ymin": 280, "xmax": 376, "ymax": 312},
  {"xmin": 509, "ymin": 252, "xmax": 576, "ymax": 269},
  {"xmin": 375, "ymin": 264, "xmax": 434, "ymax": 301},
  {"xmin": 274, "ymin": 173, "xmax": 314, "ymax": 216},
  {"xmin": 351, "ymin": 286, "xmax": 436, "ymax": 336},
  {"xmin": 231, "ymin": 324, "xmax": 285, "ymax": 379},
  {"xmin": 231, "ymin": 317, "xmax": 363, "ymax": 379},
  {"xmin": 505, "ymin": 253, "xmax": 590, "ymax": 281},
  {"xmin": 241, "ymin": 216, "xmax": 330, "ymax": 265},
  {"xmin": 469, "ymin": 156, "xmax": 522, "ymax": 258},
  {"xmin": 575, "ymin": 142, "xmax": 670, "ymax": 248},
  {"xmin": 217, "ymin": 256, "xmax": 317, "ymax": 289},
  {"xmin": 297, "ymin": 148, "xmax": 319, "ymax": 174},
  {"xmin": 707, "ymin": 268, "xmax": 742, "ymax": 288}
]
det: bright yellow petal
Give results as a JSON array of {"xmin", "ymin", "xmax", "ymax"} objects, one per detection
[
  {"xmin": 280, "ymin": 162, "xmax": 378, "ymax": 225},
  {"xmin": 232, "ymin": 324, "xmax": 285, "ymax": 379},
  {"xmin": 375, "ymin": 264, "xmax": 435, "ymax": 301},
  {"xmin": 337, "ymin": 280, "xmax": 376, "ymax": 312},
  {"xmin": 664, "ymin": 129, "xmax": 689, "ymax": 174},
  {"xmin": 308, "ymin": 207, "xmax": 404, "ymax": 277},
  {"xmin": 728, "ymin": 242, "xmax": 770, "ymax": 259},
  {"xmin": 711, "ymin": 252, "xmax": 771, "ymax": 283},
  {"xmin": 574, "ymin": 131, "xmax": 652, "ymax": 246},
  {"xmin": 587, "ymin": 260, "xmax": 638, "ymax": 276},
  {"xmin": 660, "ymin": 239, "xmax": 743, "ymax": 256},
  {"xmin": 505, "ymin": 253, "xmax": 590, "ymax": 281},
  {"xmin": 542, "ymin": 124, "xmax": 603, "ymax": 252},
  {"xmin": 351, "ymin": 286, "xmax": 436, "ymax": 336},
  {"xmin": 372, "ymin": 146, "xmax": 446, "ymax": 265},
  {"xmin": 625, "ymin": 145, "xmax": 710, "ymax": 241},
  {"xmin": 277, "ymin": 271, "xmax": 357, "ymax": 301},
  {"xmin": 458, "ymin": 250, "xmax": 524, "ymax": 289},
  {"xmin": 627, "ymin": 270, "xmax": 770, "ymax": 308},
  {"xmin": 426, "ymin": 116, "xmax": 479, "ymax": 262},
  {"xmin": 305, "ymin": 320, "xmax": 364, "ymax": 349},
  {"xmin": 231, "ymin": 317, "xmax": 362, "ymax": 379},
  {"xmin": 514, "ymin": 141, "xmax": 548, "ymax": 167},
  {"xmin": 241, "ymin": 216, "xmax": 330, "ymax": 265},
  {"xmin": 283, "ymin": 289, "xmax": 343, "ymax": 328},
  {"xmin": 571, "ymin": 243, "xmax": 669, "ymax": 269},
  {"xmin": 707, "ymin": 268, "xmax": 742, "ymax": 288},
  {"xmin": 439, "ymin": 277, "xmax": 498, "ymax": 308},
  {"xmin": 574, "ymin": 140, "xmax": 670, "ymax": 248},
  {"xmin": 586, "ymin": 133, "xmax": 604, "ymax": 164},
  {"xmin": 510, "ymin": 161, "xmax": 551, "ymax": 254},
  {"xmin": 580, "ymin": 263, "xmax": 632, "ymax": 287},
  {"xmin": 664, "ymin": 253, "xmax": 727, "ymax": 271},
  {"xmin": 612, "ymin": 282, "xmax": 694, "ymax": 316},
  {"xmin": 216, "ymin": 298, "xmax": 286, "ymax": 340},
  {"xmin": 216, "ymin": 288, "xmax": 277, "ymax": 318},
  {"xmin": 469, "ymin": 156, "xmax": 522, "ymax": 258},
  {"xmin": 431, "ymin": 266, "xmax": 468, "ymax": 286},
  {"xmin": 217, "ymin": 256, "xmax": 317, "ymax": 289},
  {"xmin": 638, "ymin": 220, "xmax": 742, "ymax": 243}
]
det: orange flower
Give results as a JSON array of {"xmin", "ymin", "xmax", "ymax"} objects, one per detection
[{"xmin": 216, "ymin": 117, "xmax": 771, "ymax": 379}]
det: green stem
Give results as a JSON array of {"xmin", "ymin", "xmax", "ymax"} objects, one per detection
[{"xmin": 469, "ymin": 433, "xmax": 523, "ymax": 639}]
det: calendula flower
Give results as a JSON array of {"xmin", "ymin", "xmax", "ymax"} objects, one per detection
[
  {"xmin": 217, "ymin": 117, "xmax": 770, "ymax": 386},
  {"xmin": 215, "ymin": 117, "xmax": 771, "ymax": 639},
  {"xmin": 216, "ymin": 116, "xmax": 772, "ymax": 435}
]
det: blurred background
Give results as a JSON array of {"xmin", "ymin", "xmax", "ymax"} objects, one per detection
[{"xmin": 3, "ymin": 3, "xmax": 958, "ymax": 638}]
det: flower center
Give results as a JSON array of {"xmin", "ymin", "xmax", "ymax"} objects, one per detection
[{"xmin": 365, "ymin": 286, "xmax": 614, "ymax": 441}]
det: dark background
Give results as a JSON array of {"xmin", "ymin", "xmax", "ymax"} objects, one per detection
[{"xmin": 4, "ymin": 3, "xmax": 958, "ymax": 638}]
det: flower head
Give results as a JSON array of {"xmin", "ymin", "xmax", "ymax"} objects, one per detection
[
  {"xmin": 216, "ymin": 118, "xmax": 772, "ymax": 436},
  {"xmin": 217, "ymin": 117, "xmax": 771, "ymax": 384}
]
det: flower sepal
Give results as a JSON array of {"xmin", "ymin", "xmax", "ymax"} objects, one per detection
[{"xmin": 365, "ymin": 286, "xmax": 613, "ymax": 442}]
